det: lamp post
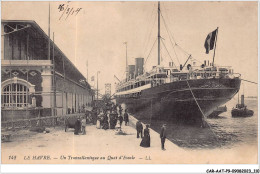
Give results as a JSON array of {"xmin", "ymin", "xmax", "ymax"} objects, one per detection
[{"xmin": 97, "ymin": 71, "xmax": 100, "ymax": 100}]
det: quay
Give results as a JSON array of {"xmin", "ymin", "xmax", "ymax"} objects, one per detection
[{"xmin": 1, "ymin": 115, "xmax": 257, "ymax": 164}]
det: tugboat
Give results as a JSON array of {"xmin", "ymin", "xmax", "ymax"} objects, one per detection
[
  {"xmin": 231, "ymin": 94, "xmax": 254, "ymax": 117},
  {"xmin": 208, "ymin": 105, "xmax": 227, "ymax": 118}
]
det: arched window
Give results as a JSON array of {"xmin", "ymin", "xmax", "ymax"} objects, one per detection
[{"xmin": 2, "ymin": 83, "xmax": 29, "ymax": 108}]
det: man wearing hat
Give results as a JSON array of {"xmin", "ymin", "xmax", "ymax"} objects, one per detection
[
  {"xmin": 160, "ymin": 124, "xmax": 167, "ymax": 150},
  {"xmin": 74, "ymin": 117, "xmax": 81, "ymax": 135},
  {"xmin": 124, "ymin": 109, "xmax": 129, "ymax": 126},
  {"xmin": 136, "ymin": 120, "xmax": 143, "ymax": 138}
]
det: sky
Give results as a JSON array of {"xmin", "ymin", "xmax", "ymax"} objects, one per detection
[{"xmin": 2, "ymin": 1, "xmax": 258, "ymax": 96}]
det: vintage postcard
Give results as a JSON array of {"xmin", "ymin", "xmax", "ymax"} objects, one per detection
[{"xmin": 1, "ymin": 1, "xmax": 258, "ymax": 165}]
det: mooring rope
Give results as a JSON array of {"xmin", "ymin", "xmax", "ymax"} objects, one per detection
[
  {"xmin": 241, "ymin": 79, "xmax": 258, "ymax": 84},
  {"xmin": 186, "ymin": 80, "xmax": 220, "ymax": 145},
  {"xmin": 150, "ymin": 99, "xmax": 153, "ymax": 126}
]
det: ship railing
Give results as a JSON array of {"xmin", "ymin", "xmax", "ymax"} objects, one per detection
[
  {"xmin": 150, "ymin": 71, "xmax": 240, "ymax": 86},
  {"xmin": 115, "ymin": 69, "xmax": 240, "ymax": 91},
  {"xmin": 184, "ymin": 65, "xmax": 232, "ymax": 71}
]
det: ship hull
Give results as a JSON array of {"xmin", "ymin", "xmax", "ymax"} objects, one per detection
[{"xmin": 115, "ymin": 78, "xmax": 241, "ymax": 126}]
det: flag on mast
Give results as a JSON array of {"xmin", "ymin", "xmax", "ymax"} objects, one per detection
[{"xmin": 204, "ymin": 28, "xmax": 218, "ymax": 54}]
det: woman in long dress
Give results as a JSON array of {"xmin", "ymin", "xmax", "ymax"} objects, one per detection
[
  {"xmin": 140, "ymin": 124, "xmax": 150, "ymax": 148},
  {"xmin": 115, "ymin": 120, "xmax": 120, "ymax": 130},
  {"xmin": 102, "ymin": 114, "xmax": 109, "ymax": 130},
  {"xmin": 115, "ymin": 114, "xmax": 122, "ymax": 131},
  {"xmin": 96, "ymin": 111, "xmax": 103, "ymax": 129}
]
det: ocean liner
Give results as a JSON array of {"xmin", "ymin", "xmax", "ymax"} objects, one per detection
[{"xmin": 114, "ymin": 2, "xmax": 241, "ymax": 126}]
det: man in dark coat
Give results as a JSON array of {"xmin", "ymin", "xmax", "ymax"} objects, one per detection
[
  {"xmin": 113, "ymin": 110, "xmax": 118, "ymax": 129},
  {"xmin": 109, "ymin": 112, "xmax": 115, "ymax": 129},
  {"xmin": 92, "ymin": 108, "xmax": 97, "ymax": 125},
  {"xmin": 136, "ymin": 121, "xmax": 143, "ymax": 138},
  {"xmin": 160, "ymin": 124, "xmax": 167, "ymax": 150},
  {"xmin": 102, "ymin": 114, "xmax": 109, "ymax": 130},
  {"xmin": 74, "ymin": 118, "xmax": 81, "ymax": 135},
  {"xmin": 124, "ymin": 110, "xmax": 129, "ymax": 126},
  {"xmin": 119, "ymin": 105, "xmax": 123, "ymax": 115}
]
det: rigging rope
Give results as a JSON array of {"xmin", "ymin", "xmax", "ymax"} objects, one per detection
[
  {"xmin": 172, "ymin": 44, "xmax": 180, "ymax": 65},
  {"xmin": 144, "ymin": 38, "xmax": 158, "ymax": 65},
  {"xmin": 176, "ymin": 45, "xmax": 190, "ymax": 56},
  {"xmin": 160, "ymin": 4, "xmax": 198, "ymax": 66},
  {"xmin": 161, "ymin": 2, "xmax": 202, "ymax": 67},
  {"xmin": 160, "ymin": 12, "xmax": 180, "ymax": 65},
  {"xmin": 143, "ymin": 3, "xmax": 157, "ymax": 56},
  {"xmin": 186, "ymin": 80, "xmax": 221, "ymax": 145},
  {"xmin": 161, "ymin": 3, "xmax": 189, "ymax": 60},
  {"xmin": 161, "ymin": 39, "xmax": 177, "ymax": 69},
  {"xmin": 161, "ymin": 3, "xmax": 177, "ymax": 44},
  {"xmin": 160, "ymin": 12, "xmax": 176, "ymax": 44}
]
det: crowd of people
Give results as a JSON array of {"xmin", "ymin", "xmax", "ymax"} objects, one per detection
[
  {"xmin": 91, "ymin": 103, "xmax": 129, "ymax": 131},
  {"xmin": 72, "ymin": 102, "xmax": 167, "ymax": 151}
]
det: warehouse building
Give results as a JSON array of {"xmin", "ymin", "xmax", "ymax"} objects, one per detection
[{"xmin": 1, "ymin": 20, "xmax": 94, "ymax": 121}]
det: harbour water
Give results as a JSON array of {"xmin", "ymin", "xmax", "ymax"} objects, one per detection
[{"xmin": 139, "ymin": 98, "xmax": 258, "ymax": 149}]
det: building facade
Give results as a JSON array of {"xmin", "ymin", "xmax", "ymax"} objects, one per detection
[{"xmin": 1, "ymin": 20, "xmax": 94, "ymax": 121}]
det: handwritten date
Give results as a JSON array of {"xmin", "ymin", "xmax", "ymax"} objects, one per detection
[{"xmin": 58, "ymin": 3, "xmax": 82, "ymax": 20}]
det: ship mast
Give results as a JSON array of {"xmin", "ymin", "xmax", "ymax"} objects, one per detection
[
  {"xmin": 48, "ymin": 2, "xmax": 50, "ymax": 60},
  {"xmin": 124, "ymin": 42, "xmax": 128, "ymax": 80},
  {"xmin": 158, "ymin": 1, "xmax": 161, "ymax": 66}
]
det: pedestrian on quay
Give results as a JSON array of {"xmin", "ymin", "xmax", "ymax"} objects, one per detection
[
  {"xmin": 81, "ymin": 116, "xmax": 87, "ymax": 135},
  {"xmin": 160, "ymin": 124, "xmax": 167, "ymax": 150},
  {"xmin": 74, "ymin": 117, "xmax": 81, "ymax": 135},
  {"xmin": 109, "ymin": 103, "xmax": 113, "ymax": 112},
  {"xmin": 124, "ymin": 109, "xmax": 129, "ymax": 126},
  {"xmin": 136, "ymin": 120, "xmax": 143, "ymax": 138},
  {"xmin": 91, "ymin": 107, "xmax": 97, "ymax": 125},
  {"xmin": 113, "ymin": 110, "xmax": 118, "ymax": 128},
  {"xmin": 96, "ymin": 111, "xmax": 103, "ymax": 129},
  {"xmin": 102, "ymin": 113, "xmax": 109, "ymax": 130},
  {"xmin": 119, "ymin": 105, "xmax": 123, "ymax": 115},
  {"xmin": 87, "ymin": 112, "xmax": 93, "ymax": 124},
  {"xmin": 113, "ymin": 103, "xmax": 118, "ymax": 111},
  {"xmin": 109, "ymin": 111, "xmax": 115, "ymax": 129},
  {"xmin": 118, "ymin": 114, "xmax": 123, "ymax": 129},
  {"xmin": 140, "ymin": 124, "xmax": 150, "ymax": 148}
]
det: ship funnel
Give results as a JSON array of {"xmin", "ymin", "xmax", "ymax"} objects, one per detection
[
  {"xmin": 135, "ymin": 58, "xmax": 144, "ymax": 76},
  {"xmin": 241, "ymin": 94, "xmax": 245, "ymax": 106},
  {"xmin": 128, "ymin": 65, "xmax": 135, "ymax": 79}
]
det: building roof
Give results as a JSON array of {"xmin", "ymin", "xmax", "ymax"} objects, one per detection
[{"xmin": 2, "ymin": 20, "xmax": 92, "ymax": 90}]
